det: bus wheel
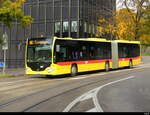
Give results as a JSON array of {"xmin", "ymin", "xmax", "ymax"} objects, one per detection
[
  {"xmin": 105, "ymin": 62, "xmax": 110, "ymax": 72},
  {"xmin": 71, "ymin": 65, "xmax": 78, "ymax": 77},
  {"xmin": 129, "ymin": 60, "xmax": 133, "ymax": 69}
]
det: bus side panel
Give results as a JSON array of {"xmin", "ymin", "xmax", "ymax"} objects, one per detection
[
  {"xmin": 78, "ymin": 63, "xmax": 89, "ymax": 72},
  {"xmin": 55, "ymin": 60, "xmax": 109, "ymax": 74},
  {"xmin": 51, "ymin": 64, "xmax": 71, "ymax": 75},
  {"xmin": 81, "ymin": 62, "xmax": 105, "ymax": 72},
  {"xmin": 132, "ymin": 57, "xmax": 141, "ymax": 66},
  {"xmin": 118, "ymin": 58, "xmax": 130, "ymax": 68}
]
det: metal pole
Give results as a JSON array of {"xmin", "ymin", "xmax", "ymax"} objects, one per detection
[
  {"xmin": 37, "ymin": 0, "xmax": 40, "ymax": 37},
  {"xmin": 45, "ymin": 4, "xmax": 47, "ymax": 36},
  {"xmin": 77, "ymin": 0, "xmax": 80, "ymax": 38},
  {"xmin": 60, "ymin": 0, "xmax": 63, "ymax": 38},
  {"xmin": 3, "ymin": 50, "xmax": 6, "ymax": 74},
  {"xmin": 52, "ymin": 0, "xmax": 55, "ymax": 37},
  {"xmin": 69, "ymin": 0, "xmax": 71, "ymax": 37}
]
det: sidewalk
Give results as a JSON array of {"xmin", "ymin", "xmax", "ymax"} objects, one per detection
[{"xmin": 0, "ymin": 68, "xmax": 25, "ymax": 77}]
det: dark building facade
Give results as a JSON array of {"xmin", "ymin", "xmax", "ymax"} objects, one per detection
[{"xmin": 0, "ymin": 0, "xmax": 116, "ymax": 68}]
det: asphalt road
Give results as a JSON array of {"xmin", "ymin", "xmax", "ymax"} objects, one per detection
[{"xmin": 0, "ymin": 58, "xmax": 150, "ymax": 112}]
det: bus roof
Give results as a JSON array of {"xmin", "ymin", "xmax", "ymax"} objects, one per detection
[
  {"xmin": 54, "ymin": 37, "xmax": 109, "ymax": 42},
  {"xmin": 54, "ymin": 37, "xmax": 140, "ymax": 44},
  {"xmin": 114, "ymin": 40, "xmax": 140, "ymax": 44}
]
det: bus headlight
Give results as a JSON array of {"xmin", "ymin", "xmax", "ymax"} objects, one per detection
[{"xmin": 47, "ymin": 68, "xmax": 55, "ymax": 73}]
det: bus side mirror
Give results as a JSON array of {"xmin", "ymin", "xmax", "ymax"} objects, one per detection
[{"xmin": 56, "ymin": 45, "xmax": 60, "ymax": 52}]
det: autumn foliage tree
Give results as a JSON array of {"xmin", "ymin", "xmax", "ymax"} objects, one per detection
[
  {"xmin": 123, "ymin": 0, "xmax": 150, "ymax": 40},
  {"xmin": 98, "ymin": 0, "xmax": 150, "ymax": 46},
  {"xmin": 0, "ymin": 0, "xmax": 33, "ymax": 44},
  {"xmin": 0, "ymin": 0, "xmax": 33, "ymax": 27},
  {"xmin": 139, "ymin": 5, "xmax": 150, "ymax": 46},
  {"xmin": 98, "ymin": 9, "xmax": 136, "ymax": 40}
]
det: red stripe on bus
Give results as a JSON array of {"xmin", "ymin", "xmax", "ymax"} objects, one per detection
[
  {"xmin": 56, "ymin": 59, "xmax": 112, "ymax": 66},
  {"xmin": 119, "ymin": 56, "xmax": 141, "ymax": 61},
  {"xmin": 56, "ymin": 56, "xmax": 141, "ymax": 66}
]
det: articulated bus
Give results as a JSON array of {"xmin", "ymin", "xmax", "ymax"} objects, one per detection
[{"xmin": 25, "ymin": 37, "xmax": 141, "ymax": 76}]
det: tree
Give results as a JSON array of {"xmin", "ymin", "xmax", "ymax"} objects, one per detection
[
  {"xmin": 0, "ymin": 0, "xmax": 33, "ymax": 45},
  {"xmin": 140, "ymin": 5, "xmax": 150, "ymax": 45},
  {"xmin": 0, "ymin": 0, "xmax": 33, "ymax": 28},
  {"xmin": 121, "ymin": 0, "xmax": 150, "ymax": 40},
  {"xmin": 98, "ymin": 9, "xmax": 136, "ymax": 40},
  {"xmin": 0, "ymin": 37, "xmax": 3, "ymax": 44},
  {"xmin": 98, "ymin": 0, "xmax": 150, "ymax": 43}
]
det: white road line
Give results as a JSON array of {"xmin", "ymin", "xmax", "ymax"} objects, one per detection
[
  {"xmin": 63, "ymin": 88, "xmax": 97, "ymax": 112},
  {"xmin": 80, "ymin": 93, "xmax": 93, "ymax": 101},
  {"xmin": 68, "ymin": 73, "xmax": 107, "ymax": 80},
  {"xmin": 86, "ymin": 108, "xmax": 97, "ymax": 112},
  {"xmin": 63, "ymin": 76, "xmax": 135, "ymax": 112},
  {"xmin": 93, "ymin": 76, "xmax": 135, "ymax": 112},
  {"xmin": 69, "ymin": 77, "xmax": 87, "ymax": 80},
  {"xmin": 63, "ymin": 94, "xmax": 84, "ymax": 112}
]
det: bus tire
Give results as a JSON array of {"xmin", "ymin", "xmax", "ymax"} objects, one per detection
[
  {"xmin": 71, "ymin": 64, "xmax": 78, "ymax": 77},
  {"xmin": 129, "ymin": 60, "xmax": 133, "ymax": 69},
  {"xmin": 105, "ymin": 62, "xmax": 110, "ymax": 72}
]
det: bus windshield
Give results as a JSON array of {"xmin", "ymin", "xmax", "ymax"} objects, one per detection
[{"xmin": 27, "ymin": 38, "xmax": 53, "ymax": 63}]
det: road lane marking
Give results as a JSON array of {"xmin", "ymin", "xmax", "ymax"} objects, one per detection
[
  {"xmin": 69, "ymin": 77, "xmax": 87, "ymax": 80},
  {"xmin": 93, "ymin": 76, "xmax": 135, "ymax": 112},
  {"xmin": 63, "ymin": 88, "xmax": 97, "ymax": 112},
  {"xmin": 68, "ymin": 73, "xmax": 107, "ymax": 80},
  {"xmin": 86, "ymin": 108, "xmax": 97, "ymax": 112},
  {"xmin": 80, "ymin": 93, "xmax": 93, "ymax": 101},
  {"xmin": 63, "ymin": 76, "xmax": 135, "ymax": 112}
]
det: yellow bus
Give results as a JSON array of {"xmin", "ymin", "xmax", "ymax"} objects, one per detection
[{"xmin": 25, "ymin": 37, "xmax": 141, "ymax": 76}]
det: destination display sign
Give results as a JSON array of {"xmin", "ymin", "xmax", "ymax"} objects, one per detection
[{"xmin": 28, "ymin": 41, "xmax": 49, "ymax": 45}]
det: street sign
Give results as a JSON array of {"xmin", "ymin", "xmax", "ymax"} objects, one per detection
[
  {"xmin": 0, "ymin": 62, "xmax": 5, "ymax": 68},
  {"xmin": 2, "ymin": 32, "xmax": 8, "ymax": 50}
]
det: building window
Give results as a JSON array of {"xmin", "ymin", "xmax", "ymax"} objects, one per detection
[
  {"xmin": 84, "ymin": 22, "xmax": 87, "ymax": 33},
  {"xmin": 89, "ymin": 24, "xmax": 91, "ymax": 34},
  {"xmin": 55, "ymin": 22, "xmax": 61, "ymax": 33},
  {"xmin": 63, "ymin": 21, "xmax": 69, "ymax": 33},
  {"xmin": 92, "ymin": 24, "xmax": 95, "ymax": 34},
  {"xmin": 71, "ymin": 21, "xmax": 77, "ymax": 32}
]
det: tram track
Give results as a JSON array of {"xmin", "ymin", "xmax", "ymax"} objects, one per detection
[
  {"xmin": 22, "ymin": 65, "xmax": 150, "ymax": 112},
  {"xmin": 0, "ymin": 64, "xmax": 149, "ymax": 112},
  {"xmin": 22, "ymin": 69, "xmax": 147, "ymax": 112},
  {"xmin": 0, "ymin": 63, "xmax": 149, "ymax": 112},
  {"xmin": 0, "ymin": 77, "xmax": 69, "ymax": 107}
]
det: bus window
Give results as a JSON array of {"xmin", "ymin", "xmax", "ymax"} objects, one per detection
[
  {"xmin": 118, "ymin": 43, "xmax": 140, "ymax": 58},
  {"xmin": 89, "ymin": 45, "xmax": 96, "ymax": 60},
  {"xmin": 80, "ymin": 44, "xmax": 88, "ymax": 60},
  {"xmin": 129, "ymin": 44, "xmax": 140, "ymax": 57},
  {"xmin": 55, "ymin": 22, "xmax": 61, "ymax": 37},
  {"xmin": 56, "ymin": 45, "xmax": 67, "ymax": 62},
  {"xmin": 118, "ymin": 43, "xmax": 129, "ymax": 58}
]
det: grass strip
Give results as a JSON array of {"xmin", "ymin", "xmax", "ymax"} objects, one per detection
[
  {"xmin": 142, "ymin": 54, "xmax": 150, "ymax": 56},
  {"xmin": 0, "ymin": 73, "xmax": 15, "ymax": 77}
]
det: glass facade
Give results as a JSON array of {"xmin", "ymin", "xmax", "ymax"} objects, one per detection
[{"xmin": 0, "ymin": 0, "xmax": 116, "ymax": 68}]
